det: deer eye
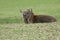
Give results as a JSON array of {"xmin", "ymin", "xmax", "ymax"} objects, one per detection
[{"xmin": 27, "ymin": 13, "xmax": 29, "ymax": 14}]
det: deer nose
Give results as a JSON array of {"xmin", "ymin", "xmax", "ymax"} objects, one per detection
[{"xmin": 23, "ymin": 14, "xmax": 26, "ymax": 16}]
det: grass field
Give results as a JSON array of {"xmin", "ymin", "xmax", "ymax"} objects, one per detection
[{"xmin": 0, "ymin": 0, "xmax": 60, "ymax": 40}]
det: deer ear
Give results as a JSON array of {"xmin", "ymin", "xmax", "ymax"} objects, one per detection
[
  {"xmin": 30, "ymin": 9, "xmax": 32, "ymax": 12},
  {"xmin": 29, "ymin": 9, "xmax": 33, "ymax": 13},
  {"xmin": 27, "ymin": 8, "xmax": 32, "ymax": 12},
  {"xmin": 20, "ymin": 9, "xmax": 23, "ymax": 13}
]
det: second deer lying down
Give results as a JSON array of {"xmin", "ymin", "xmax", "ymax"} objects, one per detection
[{"xmin": 20, "ymin": 9, "xmax": 56, "ymax": 23}]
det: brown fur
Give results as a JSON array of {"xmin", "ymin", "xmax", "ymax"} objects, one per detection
[{"xmin": 20, "ymin": 9, "xmax": 56, "ymax": 23}]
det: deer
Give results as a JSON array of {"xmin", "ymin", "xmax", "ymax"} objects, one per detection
[{"xmin": 20, "ymin": 9, "xmax": 56, "ymax": 23}]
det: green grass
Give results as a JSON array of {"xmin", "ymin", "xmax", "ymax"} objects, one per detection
[
  {"xmin": 0, "ymin": 0, "xmax": 60, "ymax": 40},
  {"xmin": 0, "ymin": 0, "xmax": 60, "ymax": 23}
]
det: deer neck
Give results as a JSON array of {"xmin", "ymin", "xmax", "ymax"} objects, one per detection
[{"xmin": 28, "ymin": 13, "xmax": 34, "ymax": 23}]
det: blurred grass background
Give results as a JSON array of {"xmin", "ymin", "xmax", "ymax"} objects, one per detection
[
  {"xmin": 0, "ymin": 0, "xmax": 60, "ymax": 40},
  {"xmin": 0, "ymin": 0, "xmax": 60, "ymax": 23}
]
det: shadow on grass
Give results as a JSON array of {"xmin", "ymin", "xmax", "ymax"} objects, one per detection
[{"xmin": 0, "ymin": 17, "xmax": 23, "ymax": 24}]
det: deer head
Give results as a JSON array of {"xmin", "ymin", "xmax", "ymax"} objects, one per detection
[{"xmin": 20, "ymin": 9, "xmax": 33, "ymax": 19}]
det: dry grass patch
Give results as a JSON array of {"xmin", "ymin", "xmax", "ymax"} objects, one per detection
[{"xmin": 0, "ymin": 22, "xmax": 60, "ymax": 40}]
